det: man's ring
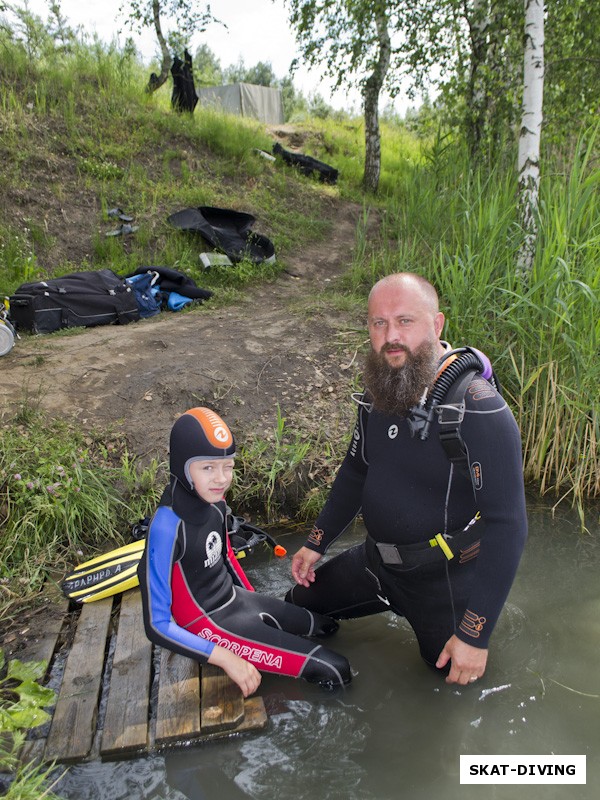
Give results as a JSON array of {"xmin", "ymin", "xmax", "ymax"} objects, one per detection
[{"xmin": 469, "ymin": 676, "xmax": 478, "ymax": 683}]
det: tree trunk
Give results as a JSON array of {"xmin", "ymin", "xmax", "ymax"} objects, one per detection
[
  {"xmin": 466, "ymin": 0, "xmax": 490, "ymax": 162},
  {"xmin": 516, "ymin": 0, "xmax": 545, "ymax": 277},
  {"xmin": 363, "ymin": 7, "xmax": 391, "ymax": 194},
  {"xmin": 146, "ymin": 0, "xmax": 172, "ymax": 93}
]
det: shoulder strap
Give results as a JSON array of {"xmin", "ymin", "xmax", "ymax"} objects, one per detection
[{"xmin": 436, "ymin": 367, "xmax": 479, "ymax": 481}]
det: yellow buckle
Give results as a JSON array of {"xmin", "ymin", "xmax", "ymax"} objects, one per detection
[{"xmin": 429, "ymin": 533, "xmax": 454, "ymax": 560}]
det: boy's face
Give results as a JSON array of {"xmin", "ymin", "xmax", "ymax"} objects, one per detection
[{"xmin": 189, "ymin": 458, "xmax": 234, "ymax": 504}]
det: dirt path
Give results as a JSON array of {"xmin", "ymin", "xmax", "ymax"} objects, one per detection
[{"xmin": 1, "ymin": 201, "xmax": 368, "ymax": 459}]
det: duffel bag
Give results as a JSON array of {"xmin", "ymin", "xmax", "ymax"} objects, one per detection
[{"xmin": 9, "ymin": 269, "xmax": 140, "ymax": 334}]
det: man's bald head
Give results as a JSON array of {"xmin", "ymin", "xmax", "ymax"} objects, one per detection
[{"xmin": 368, "ymin": 273, "xmax": 440, "ymax": 316}]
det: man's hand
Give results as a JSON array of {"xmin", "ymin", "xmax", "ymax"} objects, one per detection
[
  {"xmin": 436, "ymin": 635, "xmax": 488, "ymax": 685},
  {"xmin": 291, "ymin": 546, "xmax": 322, "ymax": 588}
]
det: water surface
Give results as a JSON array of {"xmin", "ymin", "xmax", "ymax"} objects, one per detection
[{"xmin": 55, "ymin": 501, "xmax": 599, "ymax": 799}]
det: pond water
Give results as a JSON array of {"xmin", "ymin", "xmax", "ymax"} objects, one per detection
[{"xmin": 55, "ymin": 501, "xmax": 599, "ymax": 800}]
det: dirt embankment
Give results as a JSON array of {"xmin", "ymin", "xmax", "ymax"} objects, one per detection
[{"xmin": 1, "ymin": 199, "xmax": 369, "ymax": 464}]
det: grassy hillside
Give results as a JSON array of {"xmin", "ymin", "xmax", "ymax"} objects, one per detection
[
  {"xmin": 0, "ymin": 48, "xmax": 337, "ymax": 296},
  {"xmin": 1, "ymin": 36, "xmax": 598, "ymax": 544}
]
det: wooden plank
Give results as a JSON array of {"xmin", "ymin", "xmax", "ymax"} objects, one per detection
[
  {"xmin": 100, "ymin": 591, "xmax": 152, "ymax": 757},
  {"xmin": 155, "ymin": 649, "xmax": 201, "ymax": 746},
  {"xmin": 44, "ymin": 598, "xmax": 113, "ymax": 763},
  {"xmin": 200, "ymin": 664, "xmax": 245, "ymax": 734},
  {"xmin": 197, "ymin": 697, "xmax": 269, "ymax": 743},
  {"xmin": 16, "ymin": 597, "xmax": 69, "ymax": 669},
  {"xmin": 15, "ymin": 597, "xmax": 69, "ymax": 765},
  {"xmin": 236, "ymin": 697, "xmax": 268, "ymax": 733},
  {"xmin": 19, "ymin": 737, "xmax": 46, "ymax": 768}
]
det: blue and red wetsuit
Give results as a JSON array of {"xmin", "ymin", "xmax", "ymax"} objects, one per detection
[{"xmin": 138, "ymin": 487, "xmax": 350, "ymax": 688}]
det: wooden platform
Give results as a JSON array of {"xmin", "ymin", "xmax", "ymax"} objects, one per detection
[{"xmin": 19, "ymin": 591, "xmax": 268, "ymax": 764}]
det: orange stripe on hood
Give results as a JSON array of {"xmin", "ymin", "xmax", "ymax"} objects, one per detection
[{"xmin": 185, "ymin": 407, "xmax": 234, "ymax": 450}]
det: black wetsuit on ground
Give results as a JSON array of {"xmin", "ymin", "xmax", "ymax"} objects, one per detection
[{"xmin": 286, "ymin": 374, "xmax": 528, "ymax": 666}]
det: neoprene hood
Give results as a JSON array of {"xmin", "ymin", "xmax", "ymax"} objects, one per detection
[{"xmin": 169, "ymin": 407, "xmax": 236, "ymax": 518}]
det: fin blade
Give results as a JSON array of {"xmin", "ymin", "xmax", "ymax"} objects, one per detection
[
  {"xmin": 80, "ymin": 574, "xmax": 140, "ymax": 603},
  {"xmin": 61, "ymin": 541, "xmax": 146, "ymax": 601},
  {"xmin": 66, "ymin": 540, "xmax": 145, "ymax": 572}
]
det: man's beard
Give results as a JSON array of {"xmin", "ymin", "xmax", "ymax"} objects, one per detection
[{"xmin": 363, "ymin": 339, "xmax": 439, "ymax": 415}]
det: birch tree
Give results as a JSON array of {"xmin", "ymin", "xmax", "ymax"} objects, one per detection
[
  {"xmin": 516, "ymin": 0, "xmax": 545, "ymax": 276},
  {"xmin": 285, "ymin": 0, "xmax": 396, "ymax": 193},
  {"xmin": 363, "ymin": 5, "xmax": 391, "ymax": 192}
]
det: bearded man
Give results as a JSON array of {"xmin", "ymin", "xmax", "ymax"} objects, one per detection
[{"xmin": 285, "ymin": 272, "xmax": 528, "ymax": 685}]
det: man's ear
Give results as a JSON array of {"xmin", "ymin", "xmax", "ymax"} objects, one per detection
[{"xmin": 434, "ymin": 311, "xmax": 445, "ymax": 338}]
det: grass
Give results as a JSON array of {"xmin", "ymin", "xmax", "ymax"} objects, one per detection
[
  {"xmin": 0, "ymin": 408, "xmax": 164, "ymax": 620},
  {"xmin": 232, "ymin": 405, "xmax": 347, "ymax": 522}
]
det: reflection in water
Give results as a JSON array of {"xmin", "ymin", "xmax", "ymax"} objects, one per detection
[{"xmin": 55, "ymin": 504, "xmax": 599, "ymax": 800}]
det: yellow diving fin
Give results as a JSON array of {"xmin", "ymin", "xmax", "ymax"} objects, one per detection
[{"xmin": 61, "ymin": 539, "xmax": 145, "ymax": 603}]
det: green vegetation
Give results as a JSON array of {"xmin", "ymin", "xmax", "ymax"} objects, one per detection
[
  {"xmin": 0, "ymin": 650, "xmax": 62, "ymax": 800},
  {"xmin": 234, "ymin": 405, "xmax": 345, "ymax": 522},
  {"xmin": 0, "ymin": 409, "xmax": 163, "ymax": 621}
]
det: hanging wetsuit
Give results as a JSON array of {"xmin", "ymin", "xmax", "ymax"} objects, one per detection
[
  {"xmin": 138, "ymin": 408, "xmax": 350, "ymax": 688},
  {"xmin": 286, "ymin": 363, "xmax": 528, "ymax": 667}
]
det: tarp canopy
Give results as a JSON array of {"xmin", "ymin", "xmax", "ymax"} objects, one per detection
[{"xmin": 196, "ymin": 83, "xmax": 284, "ymax": 124}]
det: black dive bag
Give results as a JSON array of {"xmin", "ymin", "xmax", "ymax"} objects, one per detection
[{"xmin": 9, "ymin": 269, "xmax": 140, "ymax": 334}]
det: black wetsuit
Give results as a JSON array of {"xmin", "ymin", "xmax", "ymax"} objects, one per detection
[{"xmin": 286, "ymin": 375, "xmax": 528, "ymax": 666}]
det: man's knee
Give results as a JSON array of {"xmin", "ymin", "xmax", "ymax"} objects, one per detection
[{"xmin": 284, "ymin": 582, "xmax": 329, "ymax": 614}]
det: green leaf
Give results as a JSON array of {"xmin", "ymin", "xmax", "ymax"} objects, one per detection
[
  {"xmin": 7, "ymin": 705, "xmax": 52, "ymax": 729},
  {"xmin": 7, "ymin": 659, "xmax": 47, "ymax": 683},
  {"xmin": 14, "ymin": 679, "xmax": 56, "ymax": 709},
  {"xmin": 0, "ymin": 708, "xmax": 17, "ymax": 733}
]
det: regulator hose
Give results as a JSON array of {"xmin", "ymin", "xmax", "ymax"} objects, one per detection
[
  {"xmin": 427, "ymin": 350, "xmax": 485, "ymax": 409},
  {"xmin": 407, "ymin": 347, "xmax": 497, "ymax": 441}
]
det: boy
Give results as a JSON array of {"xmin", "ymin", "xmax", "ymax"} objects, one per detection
[{"xmin": 138, "ymin": 407, "xmax": 351, "ymax": 696}]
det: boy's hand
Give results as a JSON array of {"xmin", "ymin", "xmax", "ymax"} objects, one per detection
[{"xmin": 208, "ymin": 645, "xmax": 262, "ymax": 697}]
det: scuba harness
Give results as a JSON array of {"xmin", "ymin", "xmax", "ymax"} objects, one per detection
[
  {"xmin": 371, "ymin": 346, "xmax": 502, "ymax": 568},
  {"xmin": 407, "ymin": 346, "xmax": 501, "ymax": 484}
]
